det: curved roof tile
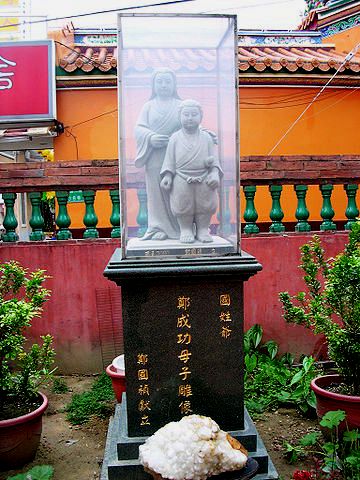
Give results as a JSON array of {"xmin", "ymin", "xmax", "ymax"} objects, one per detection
[{"xmin": 57, "ymin": 44, "xmax": 360, "ymax": 76}]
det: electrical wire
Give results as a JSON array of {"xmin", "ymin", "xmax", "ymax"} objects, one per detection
[
  {"xmin": 62, "ymin": 86, "xmax": 357, "ymax": 131},
  {"xmin": 64, "ymin": 129, "xmax": 79, "ymax": 160},
  {"xmin": 0, "ymin": 0, "xmax": 196, "ymax": 29},
  {"xmin": 240, "ymin": 89, "xmax": 346, "ymax": 107},
  {"xmin": 55, "ymin": 39, "xmax": 354, "ymax": 109},
  {"xmin": 201, "ymin": 0, "xmax": 297, "ymax": 13},
  {"xmin": 293, "ymin": 86, "xmax": 359, "ymax": 122},
  {"xmin": 65, "ymin": 109, "xmax": 118, "ymax": 129},
  {"xmin": 55, "ymin": 41, "xmax": 104, "ymax": 69},
  {"xmin": 267, "ymin": 40, "xmax": 360, "ymax": 155}
]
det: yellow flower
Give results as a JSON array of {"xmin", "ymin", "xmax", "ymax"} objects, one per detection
[{"xmin": 38, "ymin": 149, "xmax": 54, "ymax": 162}]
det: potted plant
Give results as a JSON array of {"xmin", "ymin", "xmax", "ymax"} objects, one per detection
[
  {"xmin": 0, "ymin": 261, "xmax": 55, "ymax": 470},
  {"xmin": 279, "ymin": 222, "xmax": 360, "ymax": 430}
]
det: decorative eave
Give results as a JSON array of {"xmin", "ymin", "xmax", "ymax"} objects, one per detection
[{"xmin": 300, "ymin": 0, "xmax": 360, "ymax": 37}]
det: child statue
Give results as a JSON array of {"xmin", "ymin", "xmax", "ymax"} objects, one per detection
[{"xmin": 160, "ymin": 99, "xmax": 222, "ymax": 244}]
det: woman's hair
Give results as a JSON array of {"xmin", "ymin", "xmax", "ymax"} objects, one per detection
[{"xmin": 150, "ymin": 67, "xmax": 181, "ymax": 99}]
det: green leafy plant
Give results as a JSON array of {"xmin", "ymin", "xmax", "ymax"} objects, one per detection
[
  {"xmin": 244, "ymin": 325, "xmax": 318, "ymax": 415},
  {"xmin": 66, "ymin": 372, "xmax": 114, "ymax": 425},
  {"xmin": 0, "ymin": 261, "xmax": 55, "ymax": 420},
  {"xmin": 286, "ymin": 410, "xmax": 360, "ymax": 479},
  {"xmin": 7, "ymin": 465, "xmax": 54, "ymax": 480},
  {"xmin": 51, "ymin": 376, "xmax": 69, "ymax": 394},
  {"xmin": 279, "ymin": 223, "xmax": 360, "ymax": 395}
]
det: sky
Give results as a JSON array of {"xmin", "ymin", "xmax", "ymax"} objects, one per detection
[{"xmin": 30, "ymin": 0, "xmax": 307, "ymax": 34}]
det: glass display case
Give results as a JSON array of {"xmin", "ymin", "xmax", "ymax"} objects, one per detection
[{"xmin": 117, "ymin": 14, "xmax": 239, "ymax": 259}]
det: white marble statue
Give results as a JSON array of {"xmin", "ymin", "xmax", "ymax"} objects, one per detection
[
  {"xmin": 160, "ymin": 99, "xmax": 223, "ymax": 244},
  {"xmin": 134, "ymin": 68, "xmax": 182, "ymax": 241}
]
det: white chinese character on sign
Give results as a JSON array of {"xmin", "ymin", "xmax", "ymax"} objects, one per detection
[{"xmin": 0, "ymin": 55, "xmax": 16, "ymax": 90}]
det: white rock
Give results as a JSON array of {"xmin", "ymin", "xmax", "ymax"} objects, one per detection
[{"xmin": 139, "ymin": 415, "xmax": 248, "ymax": 480}]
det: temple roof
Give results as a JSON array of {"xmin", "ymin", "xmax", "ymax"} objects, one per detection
[
  {"xmin": 300, "ymin": 0, "xmax": 360, "ymax": 35},
  {"xmin": 55, "ymin": 28, "xmax": 360, "ymax": 88},
  {"xmin": 57, "ymin": 44, "xmax": 360, "ymax": 77}
]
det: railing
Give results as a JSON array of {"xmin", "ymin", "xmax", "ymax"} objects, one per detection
[{"xmin": 0, "ymin": 156, "xmax": 359, "ymax": 242}]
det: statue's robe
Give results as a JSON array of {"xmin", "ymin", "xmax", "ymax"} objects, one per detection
[
  {"xmin": 161, "ymin": 129, "xmax": 222, "ymax": 216},
  {"xmin": 135, "ymin": 97, "xmax": 181, "ymax": 240}
]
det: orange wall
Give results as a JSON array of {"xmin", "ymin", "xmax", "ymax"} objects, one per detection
[
  {"xmin": 326, "ymin": 26, "xmax": 360, "ymax": 53},
  {"xmin": 55, "ymin": 89, "xmax": 118, "ymax": 161},
  {"xmin": 54, "ymin": 84, "xmax": 360, "ymax": 227},
  {"xmin": 240, "ymin": 86, "xmax": 360, "ymax": 156},
  {"xmin": 55, "ymin": 86, "xmax": 360, "ymax": 160}
]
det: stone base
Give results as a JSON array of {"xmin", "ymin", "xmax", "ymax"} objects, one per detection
[
  {"xmin": 127, "ymin": 236, "xmax": 234, "ymax": 258},
  {"xmin": 100, "ymin": 396, "xmax": 278, "ymax": 480}
]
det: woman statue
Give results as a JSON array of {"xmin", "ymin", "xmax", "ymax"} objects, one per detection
[{"xmin": 135, "ymin": 68, "xmax": 182, "ymax": 241}]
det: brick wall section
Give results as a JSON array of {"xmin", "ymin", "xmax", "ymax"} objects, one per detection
[
  {"xmin": 0, "ymin": 155, "xmax": 359, "ymax": 192},
  {"xmin": 241, "ymin": 155, "xmax": 360, "ymax": 185}
]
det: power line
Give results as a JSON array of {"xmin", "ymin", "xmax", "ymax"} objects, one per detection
[
  {"xmin": 0, "ymin": 0, "xmax": 196, "ymax": 29},
  {"xmin": 295, "ymin": 86, "xmax": 359, "ymax": 122},
  {"xmin": 267, "ymin": 40, "xmax": 360, "ymax": 155},
  {"xmin": 55, "ymin": 41, "xmax": 104, "ymax": 69},
  {"xmin": 241, "ymin": 89, "xmax": 346, "ymax": 107},
  {"xmin": 202, "ymin": 0, "xmax": 296, "ymax": 13}
]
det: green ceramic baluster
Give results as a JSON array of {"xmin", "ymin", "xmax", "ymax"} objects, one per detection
[
  {"xmin": 29, "ymin": 192, "xmax": 45, "ymax": 241},
  {"xmin": 243, "ymin": 186, "xmax": 259, "ymax": 234},
  {"xmin": 344, "ymin": 184, "xmax": 359, "ymax": 231},
  {"xmin": 217, "ymin": 186, "xmax": 232, "ymax": 236},
  {"xmin": 83, "ymin": 190, "xmax": 99, "ymax": 239},
  {"xmin": 320, "ymin": 184, "xmax": 336, "ymax": 231},
  {"xmin": 269, "ymin": 185, "xmax": 285, "ymax": 233},
  {"xmin": 2, "ymin": 193, "xmax": 18, "ymax": 242},
  {"xmin": 110, "ymin": 189, "xmax": 121, "ymax": 238},
  {"xmin": 137, "ymin": 189, "xmax": 148, "ymax": 238},
  {"xmin": 55, "ymin": 191, "xmax": 72, "ymax": 240},
  {"xmin": 222, "ymin": 186, "xmax": 232, "ymax": 236},
  {"xmin": 294, "ymin": 185, "xmax": 311, "ymax": 232}
]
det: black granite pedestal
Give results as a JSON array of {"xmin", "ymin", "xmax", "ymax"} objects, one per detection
[
  {"xmin": 100, "ymin": 395, "xmax": 278, "ymax": 480},
  {"xmin": 102, "ymin": 250, "xmax": 278, "ymax": 479}
]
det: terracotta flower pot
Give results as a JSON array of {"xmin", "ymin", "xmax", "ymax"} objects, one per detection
[
  {"xmin": 106, "ymin": 364, "xmax": 126, "ymax": 403},
  {"xmin": 311, "ymin": 374, "xmax": 360, "ymax": 431},
  {"xmin": 0, "ymin": 392, "xmax": 48, "ymax": 471}
]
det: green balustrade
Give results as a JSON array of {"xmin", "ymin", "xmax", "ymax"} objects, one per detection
[
  {"xmin": 2, "ymin": 193, "xmax": 18, "ymax": 242},
  {"xmin": 222, "ymin": 186, "xmax": 232, "ymax": 236},
  {"xmin": 29, "ymin": 192, "xmax": 45, "ymax": 241},
  {"xmin": 110, "ymin": 189, "xmax": 121, "ymax": 238},
  {"xmin": 320, "ymin": 184, "xmax": 336, "ymax": 231},
  {"xmin": 83, "ymin": 190, "xmax": 99, "ymax": 239},
  {"xmin": 269, "ymin": 185, "xmax": 285, "ymax": 233},
  {"xmin": 136, "ymin": 189, "xmax": 148, "ymax": 238},
  {"xmin": 55, "ymin": 191, "xmax": 72, "ymax": 240},
  {"xmin": 294, "ymin": 185, "xmax": 311, "ymax": 232},
  {"xmin": 217, "ymin": 186, "xmax": 232, "ymax": 236},
  {"xmin": 344, "ymin": 184, "xmax": 359, "ymax": 231},
  {"xmin": 243, "ymin": 185, "xmax": 259, "ymax": 234}
]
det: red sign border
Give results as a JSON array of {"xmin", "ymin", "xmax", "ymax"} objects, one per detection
[{"xmin": 0, "ymin": 39, "xmax": 56, "ymax": 123}]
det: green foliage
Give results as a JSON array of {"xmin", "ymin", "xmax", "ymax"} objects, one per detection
[
  {"xmin": 279, "ymin": 223, "xmax": 360, "ymax": 395},
  {"xmin": 7, "ymin": 465, "xmax": 54, "ymax": 480},
  {"xmin": 0, "ymin": 261, "xmax": 55, "ymax": 409},
  {"xmin": 51, "ymin": 377, "xmax": 69, "ymax": 394},
  {"xmin": 244, "ymin": 325, "xmax": 319, "ymax": 416},
  {"xmin": 66, "ymin": 373, "xmax": 114, "ymax": 425},
  {"xmin": 286, "ymin": 410, "xmax": 360, "ymax": 479}
]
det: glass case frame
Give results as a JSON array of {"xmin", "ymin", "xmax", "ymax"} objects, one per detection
[{"xmin": 117, "ymin": 13, "xmax": 240, "ymax": 260}]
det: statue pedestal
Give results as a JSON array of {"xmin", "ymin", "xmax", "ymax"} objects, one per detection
[
  {"xmin": 127, "ymin": 236, "xmax": 234, "ymax": 257},
  {"xmin": 102, "ymin": 250, "xmax": 278, "ymax": 479}
]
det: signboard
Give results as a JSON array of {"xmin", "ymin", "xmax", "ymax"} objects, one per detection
[{"xmin": 0, "ymin": 40, "xmax": 55, "ymax": 122}]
